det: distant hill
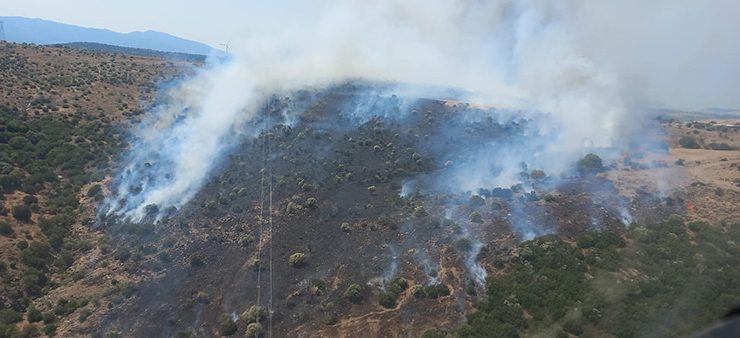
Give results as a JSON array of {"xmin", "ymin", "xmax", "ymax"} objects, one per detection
[
  {"xmin": 53, "ymin": 42, "xmax": 207, "ymax": 63},
  {"xmin": 0, "ymin": 16, "xmax": 214, "ymax": 55}
]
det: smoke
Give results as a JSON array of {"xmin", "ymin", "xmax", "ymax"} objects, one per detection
[
  {"xmin": 102, "ymin": 0, "xmax": 733, "ymax": 222},
  {"xmin": 101, "ymin": 62, "xmax": 260, "ymax": 221}
]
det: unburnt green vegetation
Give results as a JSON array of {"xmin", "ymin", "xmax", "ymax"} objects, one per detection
[
  {"xmin": 454, "ymin": 217, "xmax": 740, "ymax": 338},
  {"xmin": 0, "ymin": 105, "xmax": 121, "ymax": 335}
]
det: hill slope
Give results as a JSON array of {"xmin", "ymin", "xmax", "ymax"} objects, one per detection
[{"xmin": 0, "ymin": 42, "xmax": 739, "ymax": 337}]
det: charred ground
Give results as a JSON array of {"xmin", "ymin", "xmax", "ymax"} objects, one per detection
[{"xmin": 95, "ymin": 87, "xmax": 697, "ymax": 337}]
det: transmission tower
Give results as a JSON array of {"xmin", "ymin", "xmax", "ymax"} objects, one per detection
[{"xmin": 0, "ymin": 21, "xmax": 5, "ymax": 41}]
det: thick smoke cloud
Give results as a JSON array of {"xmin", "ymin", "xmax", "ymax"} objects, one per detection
[{"xmin": 102, "ymin": 0, "xmax": 736, "ymax": 222}]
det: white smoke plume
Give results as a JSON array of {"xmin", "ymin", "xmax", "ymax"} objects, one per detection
[{"xmin": 102, "ymin": 0, "xmax": 737, "ymax": 222}]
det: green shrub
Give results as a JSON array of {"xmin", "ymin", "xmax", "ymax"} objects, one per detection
[
  {"xmin": 378, "ymin": 291, "xmax": 397, "ymax": 308},
  {"xmin": 388, "ymin": 277, "xmax": 409, "ymax": 295},
  {"xmin": 423, "ymin": 284, "xmax": 450, "ymax": 299},
  {"xmin": 530, "ymin": 170, "xmax": 546, "ymax": 180},
  {"xmin": 706, "ymin": 142, "xmax": 736, "ymax": 151},
  {"xmin": 86, "ymin": 184, "xmax": 102, "ymax": 197},
  {"xmin": 577, "ymin": 153, "xmax": 604, "ymax": 172},
  {"xmin": 27, "ymin": 307, "xmax": 43, "ymax": 323},
  {"xmin": 238, "ymin": 234, "xmax": 255, "ymax": 247},
  {"xmin": 421, "ymin": 329, "xmax": 447, "ymax": 338},
  {"xmin": 219, "ymin": 318, "xmax": 237, "ymax": 336},
  {"xmin": 114, "ymin": 248, "xmax": 131, "ymax": 262},
  {"xmin": 241, "ymin": 305, "xmax": 265, "ymax": 324},
  {"xmin": 22, "ymin": 195, "xmax": 38, "ymax": 205},
  {"xmin": 0, "ymin": 222, "xmax": 13, "ymax": 237},
  {"xmin": 413, "ymin": 206, "xmax": 427, "ymax": 217},
  {"xmin": 43, "ymin": 324, "xmax": 57, "ymax": 337},
  {"xmin": 469, "ymin": 195, "xmax": 485, "ymax": 207},
  {"xmin": 0, "ymin": 175, "xmax": 21, "ymax": 191},
  {"xmin": 0, "ymin": 309, "xmax": 21, "ymax": 324},
  {"xmin": 344, "ymin": 284, "xmax": 364, "ymax": 304},
  {"xmin": 411, "ymin": 285, "xmax": 426, "ymax": 298},
  {"xmin": 289, "ymin": 252, "xmax": 307, "ymax": 268},
  {"xmin": 189, "ymin": 253, "xmax": 205, "ymax": 267},
  {"xmin": 305, "ymin": 197, "xmax": 318, "ymax": 209},
  {"xmin": 11, "ymin": 204, "xmax": 32, "ymax": 221},
  {"xmin": 679, "ymin": 136, "xmax": 700, "ymax": 149},
  {"xmin": 245, "ymin": 322, "xmax": 263, "ymax": 337},
  {"xmin": 78, "ymin": 308, "xmax": 92, "ymax": 322}
]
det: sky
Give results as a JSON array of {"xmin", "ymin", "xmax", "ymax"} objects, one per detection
[{"xmin": 0, "ymin": 0, "xmax": 317, "ymax": 48}]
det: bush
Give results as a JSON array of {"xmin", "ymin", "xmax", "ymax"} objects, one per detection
[
  {"xmin": 413, "ymin": 206, "xmax": 428, "ymax": 217},
  {"xmin": 378, "ymin": 292, "xmax": 397, "ymax": 308},
  {"xmin": 23, "ymin": 195, "xmax": 38, "ymax": 205},
  {"xmin": 86, "ymin": 184, "xmax": 102, "ymax": 197},
  {"xmin": 422, "ymin": 329, "xmax": 447, "ymax": 338},
  {"xmin": 0, "ymin": 309, "xmax": 21, "ymax": 324},
  {"xmin": 0, "ymin": 222, "xmax": 13, "ymax": 237},
  {"xmin": 238, "ymin": 234, "xmax": 255, "ymax": 247},
  {"xmin": 27, "ymin": 307, "xmax": 43, "ymax": 323},
  {"xmin": 577, "ymin": 153, "xmax": 604, "ymax": 172},
  {"xmin": 0, "ymin": 175, "xmax": 21, "ymax": 191},
  {"xmin": 388, "ymin": 277, "xmax": 409, "ymax": 294},
  {"xmin": 679, "ymin": 136, "xmax": 700, "ymax": 149},
  {"xmin": 241, "ymin": 305, "xmax": 265, "ymax": 324},
  {"xmin": 114, "ymin": 248, "xmax": 131, "ymax": 262},
  {"xmin": 189, "ymin": 253, "xmax": 205, "ymax": 267},
  {"xmin": 706, "ymin": 142, "xmax": 737, "ymax": 151},
  {"xmin": 469, "ymin": 195, "xmax": 485, "ymax": 207},
  {"xmin": 344, "ymin": 284, "xmax": 364, "ymax": 304},
  {"xmin": 424, "ymin": 284, "xmax": 450, "ymax": 299},
  {"xmin": 530, "ymin": 170, "xmax": 546, "ymax": 180},
  {"xmin": 377, "ymin": 277, "xmax": 409, "ymax": 308},
  {"xmin": 289, "ymin": 252, "xmax": 307, "ymax": 268},
  {"xmin": 245, "ymin": 322, "xmax": 263, "ymax": 337},
  {"xmin": 305, "ymin": 197, "xmax": 318, "ymax": 209},
  {"xmin": 411, "ymin": 285, "xmax": 427, "ymax": 298},
  {"xmin": 11, "ymin": 205, "xmax": 32, "ymax": 221},
  {"xmin": 219, "ymin": 318, "xmax": 237, "ymax": 336},
  {"xmin": 491, "ymin": 188, "xmax": 513, "ymax": 200}
]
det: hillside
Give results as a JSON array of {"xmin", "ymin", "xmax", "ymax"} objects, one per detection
[
  {"xmin": 0, "ymin": 16, "xmax": 214, "ymax": 55},
  {"xmin": 51, "ymin": 43, "xmax": 207, "ymax": 63},
  {"xmin": 0, "ymin": 42, "xmax": 739, "ymax": 338}
]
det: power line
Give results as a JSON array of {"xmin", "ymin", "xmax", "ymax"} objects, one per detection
[
  {"xmin": 267, "ymin": 106, "xmax": 275, "ymax": 338},
  {"xmin": 255, "ymin": 105, "xmax": 268, "ymax": 307}
]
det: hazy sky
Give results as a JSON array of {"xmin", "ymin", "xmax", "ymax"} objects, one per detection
[{"xmin": 0, "ymin": 0, "xmax": 318, "ymax": 47}]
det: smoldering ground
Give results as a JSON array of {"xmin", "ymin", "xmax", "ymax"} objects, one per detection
[
  {"xmin": 93, "ymin": 1, "xmax": 737, "ymax": 335},
  {"xmin": 101, "ymin": 0, "xmax": 725, "ymax": 222}
]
